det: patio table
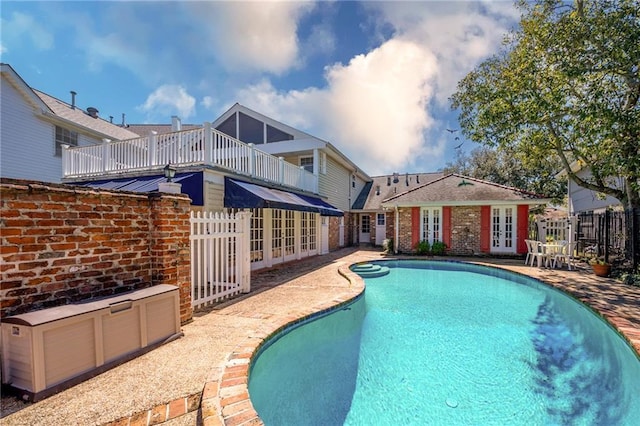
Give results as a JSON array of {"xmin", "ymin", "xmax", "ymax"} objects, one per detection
[{"xmin": 541, "ymin": 243, "xmax": 566, "ymax": 268}]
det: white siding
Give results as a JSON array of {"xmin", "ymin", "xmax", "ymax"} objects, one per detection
[
  {"xmin": 569, "ymin": 169, "xmax": 623, "ymax": 213},
  {"xmin": 318, "ymin": 156, "xmax": 352, "ymax": 211},
  {"xmin": 1, "ymin": 76, "xmax": 102, "ymax": 183}
]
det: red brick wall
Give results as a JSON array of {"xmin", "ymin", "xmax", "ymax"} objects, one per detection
[
  {"xmin": 449, "ymin": 206, "xmax": 482, "ymax": 255},
  {"xmin": 1, "ymin": 179, "xmax": 193, "ymax": 323},
  {"xmin": 397, "ymin": 208, "xmax": 414, "ymax": 253}
]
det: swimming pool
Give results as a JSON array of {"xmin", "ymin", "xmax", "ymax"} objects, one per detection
[{"xmin": 248, "ymin": 260, "xmax": 640, "ymax": 425}]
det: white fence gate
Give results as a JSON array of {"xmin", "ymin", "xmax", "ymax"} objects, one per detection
[
  {"xmin": 190, "ymin": 211, "xmax": 251, "ymax": 309},
  {"xmin": 535, "ymin": 217, "xmax": 578, "ymax": 243}
]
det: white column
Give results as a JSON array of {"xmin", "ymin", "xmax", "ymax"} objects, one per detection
[
  {"xmin": 264, "ymin": 209, "xmax": 273, "ymax": 268},
  {"xmin": 204, "ymin": 122, "xmax": 212, "ymax": 163},
  {"xmin": 102, "ymin": 139, "xmax": 111, "ymax": 172},
  {"xmin": 148, "ymin": 131, "xmax": 158, "ymax": 166},
  {"xmin": 238, "ymin": 211, "xmax": 252, "ymax": 293}
]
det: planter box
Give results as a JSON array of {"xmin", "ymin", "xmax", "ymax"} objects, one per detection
[{"xmin": 1, "ymin": 285, "xmax": 182, "ymax": 402}]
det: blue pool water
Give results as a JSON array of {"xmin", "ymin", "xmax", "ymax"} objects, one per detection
[{"xmin": 249, "ymin": 260, "xmax": 640, "ymax": 425}]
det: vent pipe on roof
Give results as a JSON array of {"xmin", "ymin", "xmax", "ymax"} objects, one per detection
[
  {"xmin": 392, "ymin": 172, "xmax": 399, "ymax": 184},
  {"xmin": 416, "ymin": 175, "xmax": 420, "ymax": 184},
  {"xmin": 109, "ymin": 116, "xmax": 113, "ymax": 124},
  {"xmin": 121, "ymin": 113, "xmax": 126, "ymax": 127},
  {"xmin": 86, "ymin": 107, "xmax": 99, "ymax": 118},
  {"xmin": 387, "ymin": 176, "xmax": 391, "ymax": 186},
  {"xmin": 70, "ymin": 91, "xmax": 77, "ymax": 110},
  {"xmin": 376, "ymin": 185, "xmax": 380, "ymax": 196},
  {"xmin": 405, "ymin": 172, "xmax": 409, "ymax": 186}
]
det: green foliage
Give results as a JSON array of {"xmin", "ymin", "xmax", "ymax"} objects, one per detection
[
  {"xmin": 442, "ymin": 146, "xmax": 567, "ymax": 202},
  {"xmin": 431, "ymin": 241, "xmax": 447, "ymax": 255},
  {"xmin": 451, "ymin": 0, "xmax": 640, "ymax": 209},
  {"xmin": 415, "ymin": 240, "xmax": 431, "ymax": 255}
]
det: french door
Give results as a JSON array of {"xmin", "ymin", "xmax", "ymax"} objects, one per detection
[{"xmin": 491, "ymin": 206, "xmax": 516, "ymax": 253}]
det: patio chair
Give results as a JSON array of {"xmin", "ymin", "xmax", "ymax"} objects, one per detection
[
  {"xmin": 552, "ymin": 242, "xmax": 577, "ymax": 270},
  {"xmin": 525, "ymin": 240, "xmax": 545, "ymax": 267}
]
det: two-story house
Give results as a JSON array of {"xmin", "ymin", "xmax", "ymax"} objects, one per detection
[{"xmin": 0, "ymin": 63, "xmax": 141, "ymax": 183}]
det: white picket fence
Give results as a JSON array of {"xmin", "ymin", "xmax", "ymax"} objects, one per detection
[
  {"xmin": 535, "ymin": 217, "xmax": 578, "ymax": 243},
  {"xmin": 190, "ymin": 211, "xmax": 251, "ymax": 309}
]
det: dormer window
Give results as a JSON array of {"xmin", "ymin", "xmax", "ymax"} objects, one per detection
[{"xmin": 55, "ymin": 126, "xmax": 78, "ymax": 156}]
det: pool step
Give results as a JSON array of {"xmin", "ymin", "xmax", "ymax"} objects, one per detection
[{"xmin": 351, "ymin": 263, "xmax": 390, "ymax": 278}]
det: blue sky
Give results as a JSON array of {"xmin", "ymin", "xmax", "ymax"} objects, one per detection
[{"xmin": 1, "ymin": 1, "xmax": 520, "ymax": 176}]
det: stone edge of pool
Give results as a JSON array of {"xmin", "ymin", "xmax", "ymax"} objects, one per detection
[
  {"xmin": 200, "ymin": 258, "xmax": 639, "ymax": 426},
  {"xmin": 199, "ymin": 263, "xmax": 366, "ymax": 426}
]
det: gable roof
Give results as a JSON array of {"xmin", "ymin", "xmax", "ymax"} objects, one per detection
[
  {"xmin": 1, "ymin": 63, "xmax": 50, "ymax": 111},
  {"xmin": 381, "ymin": 174, "xmax": 549, "ymax": 207},
  {"xmin": 213, "ymin": 102, "xmax": 371, "ymax": 182},
  {"xmin": 34, "ymin": 90, "xmax": 141, "ymax": 141},
  {"xmin": 352, "ymin": 172, "xmax": 443, "ymax": 210}
]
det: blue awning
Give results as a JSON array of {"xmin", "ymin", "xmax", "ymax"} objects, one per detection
[
  {"xmin": 224, "ymin": 177, "xmax": 343, "ymax": 216},
  {"xmin": 75, "ymin": 172, "xmax": 204, "ymax": 205}
]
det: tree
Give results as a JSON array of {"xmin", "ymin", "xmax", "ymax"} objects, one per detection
[
  {"xmin": 442, "ymin": 145, "xmax": 566, "ymax": 203},
  {"xmin": 451, "ymin": 0, "xmax": 640, "ymax": 209}
]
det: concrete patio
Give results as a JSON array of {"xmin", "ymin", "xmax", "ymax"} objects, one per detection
[{"xmin": 1, "ymin": 247, "xmax": 638, "ymax": 425}]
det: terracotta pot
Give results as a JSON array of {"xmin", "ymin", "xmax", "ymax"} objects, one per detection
[{"xmin": 592, "ymin": 263, "xmax": 611, "ymax": 277}]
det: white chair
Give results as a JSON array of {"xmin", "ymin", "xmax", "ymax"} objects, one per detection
[
  {"xmin": 552, "ymin": 242, "xmax": 577, "ymax": 270},
  {"xmin": 525, "ymin": 240, "xmax": 545, "ymax": 267}
]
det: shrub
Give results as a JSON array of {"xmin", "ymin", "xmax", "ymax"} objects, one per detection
[
  {"xmin": 431, "ymin": 241, "xmax": 447, "ymax": 255},
  {"xmin": 415, "ymin": 240, "xmax": 430, "ymax": 255}
]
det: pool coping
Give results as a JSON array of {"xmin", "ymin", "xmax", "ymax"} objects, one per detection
[{"xmin": 201, "ymin": 256, "xmax": 640, "ymax": 426}]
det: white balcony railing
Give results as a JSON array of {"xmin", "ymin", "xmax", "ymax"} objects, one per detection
[{"xmin": 63, "ymin": 122, "xmax": 318, "ymax": 193}]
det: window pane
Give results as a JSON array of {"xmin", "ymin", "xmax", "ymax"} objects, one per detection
[
  {"xmin": 300, "ymin": 156, "xmax": 313, "ymax": 173},
  {"xmin": 266, "ymin": 124, "xmax": 293, "ymax": 143},
  {"xmin": 55, "ymin": 126, "xmax": 78, "ymax": 156},
  {"xmin": 377, "ymin": 213, "xmax": 385, "ymax": 226},
  {"xmin": 239, "ymin": 112, "xmax": 264, "ymax": 144},
  {"xmin": 216, "ymin": 114, "xmax": 236, "ymax": 138}
]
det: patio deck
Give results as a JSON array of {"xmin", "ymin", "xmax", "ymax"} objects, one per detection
[{"xmin": 1, "ymin": 248, "xmax": 638, "ymax": 425}]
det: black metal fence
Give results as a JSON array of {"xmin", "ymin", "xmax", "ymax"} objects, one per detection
[{"xmin": 576, "ymin": 208, "xmax": 639, "ymax": 271}]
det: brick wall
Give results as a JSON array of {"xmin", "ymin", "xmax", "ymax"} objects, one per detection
[
  {"xmin": 394, "ymin": 205, "xmax": 484, "ymax": 255},
  {"xmin": 397, "ymin": 208, "xmax": 414, "ymax": 253},
  {"xmin": 1, "ymin": 178, "xmax": 193, "ymax": 323},
  {"xmin": 449, "ymin": 206, "xmax": 482, "ymax": 255},
  {"xmin": 328, "ymin": 216, "xmax": 340, "ymax": 251}
]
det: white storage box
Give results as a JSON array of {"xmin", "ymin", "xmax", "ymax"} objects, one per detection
[{"xmin": 1, "ymin": 284, "xmax": 182, "ymax": 401}]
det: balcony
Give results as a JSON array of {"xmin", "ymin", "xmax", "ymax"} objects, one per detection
[{"xmin": 62, "ymin": 123, "xmax": 318, "ymax": 194}]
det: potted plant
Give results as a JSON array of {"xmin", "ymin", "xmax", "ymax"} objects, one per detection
[{"xmin": 589, "ymin": 258, "xmax": 611, "ymax": 277}]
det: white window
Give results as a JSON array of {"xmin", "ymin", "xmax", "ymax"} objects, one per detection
[
  {"xmin": 55, "ymin": 126, "xmax": 78, "ymax": 156},
  {"xmin": 421, "ymin": 207, "xmax": 442, "ymax": 244},
  {"xmin": 299, "ymin": 156, "xmax": 314, "ymax": 173}
]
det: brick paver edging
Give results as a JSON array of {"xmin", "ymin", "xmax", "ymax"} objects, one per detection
[{"xmin": 201, "ymin": 264, "xmax": 365, "ymax": 426}]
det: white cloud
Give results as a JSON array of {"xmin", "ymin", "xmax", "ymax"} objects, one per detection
[
  {"xmin": 185, "ymin": 2, "xmax": 315, "ymax": 74},
  {"xmin": 1, "ymin": 11, "xmax": 53, "ymax": 51},
  {"xmin": 201, "ymin": 96, "xmax": 214, "ymax": 109},
  {"xmin": 236, "ymin": 38, "xmax": 440, "ymax": 175},
  {"xmin": 138, "ymin": 85, "xmax": 196, "ymax": 120}
]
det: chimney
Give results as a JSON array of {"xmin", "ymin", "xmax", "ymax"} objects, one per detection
[
  {"xmin": 70, "ymin": 91, "xmax": 77, "ymax": 109},
  {"xmin": 171, "ymin": 116, "xmax": 182, "ymax": 132},
  {"xmin": 121, "ymin": 113, "xmax": 126, "ymax": 127},
  {"xmin": 86, "ymin": 107, "xmax": 99, "ymax": 118}
]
